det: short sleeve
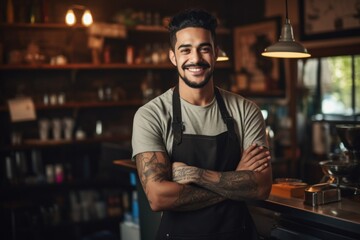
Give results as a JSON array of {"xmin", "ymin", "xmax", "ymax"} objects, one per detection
[
  {"xmin": 131, "ymin": 105, "xmax": 167, "ymax": 160},
  {"xmin": 242, "ymin": 102, "xmax": 268, "ymax": 150}
]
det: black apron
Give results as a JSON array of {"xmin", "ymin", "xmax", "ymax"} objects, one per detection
[{"xmin": 156, "ymin": 86, "xmax": 257, "ymax": 240}]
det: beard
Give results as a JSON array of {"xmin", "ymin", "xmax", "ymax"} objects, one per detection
[{"xmin": 178, "ymin": 62, "xmax": 213, "ymax": 89}]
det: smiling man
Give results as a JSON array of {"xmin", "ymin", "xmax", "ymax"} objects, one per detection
[{"xmin": 131, "ymin": 9, "xmax": 272, "ymax": 240}]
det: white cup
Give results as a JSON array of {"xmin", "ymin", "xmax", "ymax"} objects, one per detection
[
  {"xmin": 51, "ymin": 118, "xmax": 62, "ymax": 140},
  {"xmin": 39, "ymin": 119, "xmax": 50, "ymax": 141},
  {"xmin": 63, "ymin": 118, "xmax": 74, "ymax": 140}
]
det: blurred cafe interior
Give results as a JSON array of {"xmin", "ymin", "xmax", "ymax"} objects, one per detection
[{"xmin": 0, "ymin": 0, "xmax": 359, "ymax": 239}]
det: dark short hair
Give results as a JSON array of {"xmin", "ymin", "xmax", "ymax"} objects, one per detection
[{"xmin": 168, "ymin": 9, "xmax": 218, "ymax": 50}]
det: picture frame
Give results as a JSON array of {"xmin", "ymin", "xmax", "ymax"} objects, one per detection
[
  {"xmin": 233, "ymin": 17, "xmax": 286, "ymax": 98},
  {"xmin": 299, "ymin": 0, "xmax": 360, "ymax": 41}
]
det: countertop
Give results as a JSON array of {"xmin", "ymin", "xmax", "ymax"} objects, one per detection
[
  {"xmin": 113, "ymin": 159, "xmax": 136, "ymax": 170},
  {"xmin": 113, "ymin": 160, "xmax": 360, "ymax": 236},
  {"xmin": 251, "ymin": 193, "xmax": 360, "ymax": 237}
]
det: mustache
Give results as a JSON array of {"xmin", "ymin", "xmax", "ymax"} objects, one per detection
[{"xmin": 182, "ymin": 62, "xmax": 210, "ymax": 69}]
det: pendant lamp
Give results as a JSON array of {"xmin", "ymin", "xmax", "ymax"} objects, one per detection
[
  {"xmin": 216, "ymin": 48, "xmax": 229, "ymax": 61},
  {"xmin": 262, "ymin": 0, "xmax": 310, "ymax": 58}
]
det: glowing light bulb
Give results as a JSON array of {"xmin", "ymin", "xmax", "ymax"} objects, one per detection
[
  {"xmin": 65, "ymin": 9, "xmax": 76, "ymax": 26},
  {"xmin": 82, "ymin": 10, "xmax": 93, "ymax": 26}
]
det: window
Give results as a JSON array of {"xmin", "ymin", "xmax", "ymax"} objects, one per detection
[{"xmin": 298, "ymin": 55, "xmax": 360, "ymax": 116}]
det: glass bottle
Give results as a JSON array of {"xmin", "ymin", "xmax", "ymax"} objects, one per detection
[
  {"xmin": 29, "ymin": 0, "xmax": 42, "ymax": 23},
  {"xmin": 6, "ymin": 0, "xmax": 14, "ymax": 23},
  {"xmin": 42, "ymin": 0, "xmax": 49, "ymax": 22}
]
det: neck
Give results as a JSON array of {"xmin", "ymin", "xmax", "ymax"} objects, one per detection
[{"xmin": 178, "ymin": 80, "xmax": 214, "ymax": 106}]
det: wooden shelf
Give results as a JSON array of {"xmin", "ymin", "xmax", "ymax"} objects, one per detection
[
  {"xmin": 23, "ymin": 136, "xmax": 130, "ymax": 146},
  {"xmin": 0, "ymin": 23, "xmax": 231, "ymax": 34},
  {"xmin": 0, "ymin": 61, "xmax": 232, "ymax": 70},
  {"xmin": 0, "ymin": 62, "xmax": 173, "ymax": 70},
  {"xmin": 15, "ymin": 216, "xmax": 123, "ymax": 229},
  {"xmin": 131, "ymin": 25, "xmax": 168, "ymax": 32},
  {"xmin": 35, "ymin": 100, "xmax": 144, "ymax": 109},
  {"xmin": 0, "ymin": 23, "xmax": 87, "ymax": 29},
  {"xmin": 0, "ymin": 100, "xmax": 144, "ymax": 112},
  {"xmin": 0, "ymin": 180, "xmax": 134, "ymax": 197},
  {"xmin": 0, "ymin": 135, "xmax": 131, "ymax": 151}
]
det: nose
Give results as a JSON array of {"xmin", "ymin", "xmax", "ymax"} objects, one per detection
[{"xmin": 189, "ymin": 49, "xmax": 202, "ymax": 63}]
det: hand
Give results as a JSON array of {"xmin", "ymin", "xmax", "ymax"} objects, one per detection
[
  {"xmin": 237, "ymin": 143, "xmax": 271, "ymax": 172},
  {"xmin": 172, "ymin": 162, "xmax": 198, "ymax": 184}
]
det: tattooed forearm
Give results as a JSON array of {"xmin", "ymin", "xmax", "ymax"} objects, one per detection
[
  {"xmin": 136, "ymin": 152, "xmax": 226, "ymax": 211},
  {"xmin": 198, "ymin": 169, "xmax": 258, "ymax": 200},
  {"xmin": 173, "ymin": 185, "xmax": 224, "ymax": 211},
  {"xmin": 173, "ymin": 164, "xmax": 259, "ymax": 201},
  {"xmin": 136, "ymin": 152, "xmax": 171, "ymax": 193}
]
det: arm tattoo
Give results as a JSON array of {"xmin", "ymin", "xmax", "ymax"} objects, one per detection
[
  {"xmin": 198, "ymin": 170, "xmax": 258, "ymax": 200},
  {"xmin": 172, "ymin": 166, "xmax": 199, "ymax": 183},
  {"xmin": 136, "ymin": 152, "xmax": 170, "ymax": 193},
  {"xmin": 136, "ymin": 152, "xmax": 224, "ymax": 210},
  {"xmin": 174, "ymin": 185, "xmax": 224, "ymax": 211}
]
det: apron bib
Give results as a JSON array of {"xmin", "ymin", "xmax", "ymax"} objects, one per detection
[{"xmin": 156, "ymin": 87, "xmax": 256, "ymax": 240}]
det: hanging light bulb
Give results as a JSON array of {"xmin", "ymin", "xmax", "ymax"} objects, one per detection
[
  {"xmin": 82, "ymin": 9, "xmax": 93, "ymax": 26},
  {"xmin": 261, "ymin": 0, "xmax": 310, "ymax": 58},
  {"xmin": 65, "ymin": 9, "xmax": 76, "ymax": 26},
  {"xmin": 216, "ymin": 48, "xmax": 229, "ymax": 62},
  {"xmin": 65, "ymin": 6, "xmax": 93, "ymax": 26}
]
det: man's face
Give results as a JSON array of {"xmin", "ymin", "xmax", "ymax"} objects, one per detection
[{"xmin": 169, "ymin": 27, "xmax": 217, "ymax": 89}]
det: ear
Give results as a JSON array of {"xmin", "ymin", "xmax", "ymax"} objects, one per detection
[{"xmin": 169, "ymin": 49, "xmax": 177, "ymax": 66}]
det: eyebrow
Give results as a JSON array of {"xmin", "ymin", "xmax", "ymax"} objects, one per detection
[{"xmin": 177, "ymin": 42, "xmax": 212, "ymax": 50}]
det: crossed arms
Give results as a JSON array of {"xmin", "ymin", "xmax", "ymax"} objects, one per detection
[{"xmin": 135, "ymin": 144, "xmax": 272, "ymax": 212}]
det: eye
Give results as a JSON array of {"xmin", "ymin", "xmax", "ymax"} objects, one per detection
[
  {"xmin": 200, "ymin": 46, "xmax": 211, "ymax": 53},
  {"xmin": 180, "ymin": 48, "xmax": 191, "ymax": 54}
]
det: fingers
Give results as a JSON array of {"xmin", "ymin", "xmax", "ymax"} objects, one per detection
[
  {"xmin": 254, "ymin": 162, "xmax": 268, "ymax": 172},
  {"xmin": 248, "ymin": 147, "xmax": 271, "ymax": 165},
  {"xmin": 241, "ymin": 144, "xmax": 268, "ymax": 163},
  {"xmin": 241, "ymin": 143, "xmax": 258, "ymax": 162},
  {"xmin": 237, "ymin": 143, "xmax": 271, "ymax": 171},
  {"xmin": 254, "ymin": 157, "xmax": 270, "ymax": 172}
]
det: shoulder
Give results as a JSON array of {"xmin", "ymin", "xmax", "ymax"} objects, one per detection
[
  {"xmin": 218, "ymin": 88, "xmax": 260, "ymax": 110},
  {"xmin": 134, "ymin": 89, "xmax": 173, "ymax": 121}
]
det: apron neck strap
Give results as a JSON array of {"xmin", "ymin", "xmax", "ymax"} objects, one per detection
[
  {"xmin": 172, "ymin": 86, "xmax": 237, "ymax": 145},
  {"xmin": 172, "ymin": 86, "xmax": 183, "ymax": 145},
  {"xmin": 214, "ymin": 87, "xmax": 237, "ymax": 139}
]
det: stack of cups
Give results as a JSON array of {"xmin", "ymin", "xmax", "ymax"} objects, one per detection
[
  {"xmin": 51, "ymin": 119, "xmax": 62, "ymax": 140},
  {"xmin": 63, "ymin": 118, "xmax": 74, "ymax": 140},
  {"xmin": 39, "ymin": 119, "xmax": 50, "ymax": 141}
]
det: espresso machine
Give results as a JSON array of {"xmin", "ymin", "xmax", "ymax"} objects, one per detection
[
  {"xmin": 305, "ymin": 124, "xmax": 360, "ymax": 206},
  {"xmin": 319, "ymin": 124, "xmax": 360, "ymax": 195}
]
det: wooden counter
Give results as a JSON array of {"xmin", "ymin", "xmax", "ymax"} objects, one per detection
[
  {"xmin": 250, "ymin": 194, "xmax": 360, "ymax": 239},
  {"xmin": 113, "ymin": 159, "xmax": 136, "ymax": 170}
]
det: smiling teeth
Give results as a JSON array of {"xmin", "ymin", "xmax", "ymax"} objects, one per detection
[{"xmin": 188, "ymin": 67, "xmax": 202, "ymax": 72}]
